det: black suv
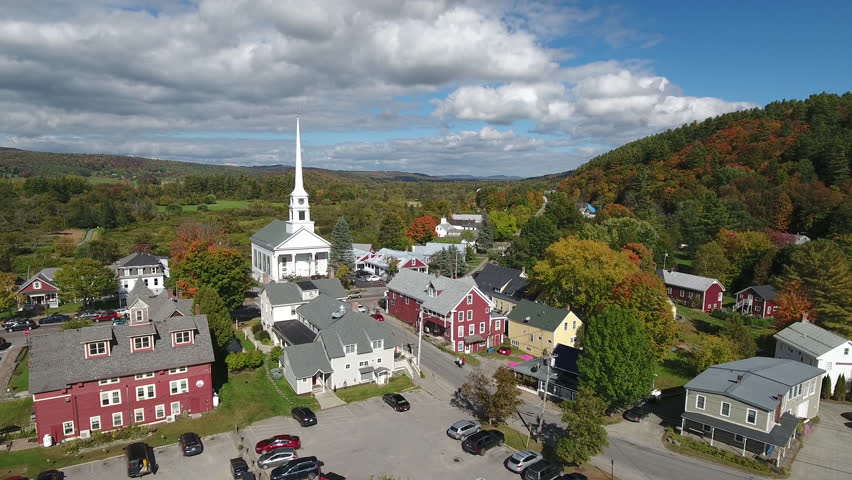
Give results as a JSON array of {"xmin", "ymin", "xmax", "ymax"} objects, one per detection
[
  {"xmin": 382, "ymin": 393, "xmax": 410, "ymax": 412},
  {"xmin": 291, "ymin": 407, "xmax": 317, "ymax": 427},
  {"xmin": 270, "ymin": 456, "xmax": 323, "ymax": 480},
  {"xmin": 522, "ymin": 460, "xmax": 562, "ymax": 480},
  {"xmin": 4, "ymin": 319, "xmax": 36, "ymax": 332},
  {"xmin": 230, "ymin": 457, "xmax": 252, "ymax": 479},
  {"xmin": 178, "ymin": 432, "xmax": 203, "ymax": 456},
  {"xmin": 39, "ymin": 313, "xmax": 70, "ymax": 325},
  {"xmin": 461, "ymin": 430, "xmax": 504, "ymax": 455}
]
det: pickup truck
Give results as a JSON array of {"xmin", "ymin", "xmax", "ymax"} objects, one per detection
[
  {"xmin": 230, "ymin": 457, "xmax": 256, "ymax": 480},
  {"xmin": 125, "ymin": 442, "xmax": 155, "ymax": 477}
]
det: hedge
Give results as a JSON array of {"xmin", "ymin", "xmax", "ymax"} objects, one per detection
[
  {"xmin": 225, "ymin": 350, "xmax": 265, "ymax": 372},
  {"xmin": 665, "ymin": 429, "xmax": 773, "ymax": 474}
]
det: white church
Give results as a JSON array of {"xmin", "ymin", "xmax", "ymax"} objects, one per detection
[{"xmin": 250, "ymin": 119, "xmax": 331, "ymax": 283}]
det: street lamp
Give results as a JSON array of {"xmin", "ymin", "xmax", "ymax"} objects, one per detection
[{"xmin": 663, "ymin": 252, "xmax": 669, "ymax": 270}]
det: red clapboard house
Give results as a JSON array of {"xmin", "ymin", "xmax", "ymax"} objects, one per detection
[
  {"xmin": 386, "ymin": 270, "xmax": 505, "ymax": 354},
  {"xmin": 17, "ymin": 268, "xmax": 61, "ymax": 309},
  {"xmin": 658, "ymin": 269, "xmax": 726, "ymax": 312},
  {"xmin": 733, "ymin": 285, "xmax": 779, "ymax": 318},
  {"xmin": 28, "ymin": 286, "xmax": 215, "ymax": 444}
]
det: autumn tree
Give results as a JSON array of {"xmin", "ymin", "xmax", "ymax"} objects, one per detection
[
  {"xmin": 720, "ymin": 314, "xmax": 757, "ymax": 358},
  {"xmin": 771, "ymin": 192, "xmax": 794, "ymax": 232},
  {"xmin": 54, "ymin": 258, "xmax": 118, "ymax": 305},
  {"xmin": 578, "ymin": 306, "xmax": 656, "ymax": 408},
  {"xmin": 531, "ymin": 237, "xmax": 639, "ymax": 317},
  {"xmin": 556, "ymin": 386, "xmax": 609, "ymax": 465},
  {"xmin": 458, "ymin": 368, "xmax": 493, "ymax": 421},
  {"xmin": 407, "ymin": 215, "xmax": 439, "ymax": 244},
  {"xmin": 0, "ymin": 272, "xmax": 22, "ymax": 313},
  {"xmin": 377, "ymin": 213, "xmax": 408, "ymax": 250},
  {"xmin": 489, "ymin": 210, "xmax": 518, "ymax": 240},
  {"xmin": 622, "ymin": 242, "xmax": 655, "ymax": 271},
  {"xmin": 330, "ymin": 216, "xmax": 355, "ymax": 272},
  {"xmin": 610, "ymin": 271, "xmax": 678, "ymax": 360},
  {"xmin": 581, "ymin": 217, "xmax": 660, "ymax": 255},
  {"xmin": 687, "ymin": 333, "xmax": 738, "ymax": 375},
  {"xmin": 543, "ymin": 191, "xmax": 585, "ymax": 232},
  {"xmin": 693, "ymin": 241, "xmax": 732, "ymax": 287},
  {"xmin": 716, "ymin": 229, "xmax": 774, "ymax": 288},
  {"xmin": 192, "ymin": 286, "xmax": 234, "ymax": 349},
  {"xmin": 488, "ymin": 367, "xmax": 523, "ymax": 424},
  {"xmin": 774, "ymin": 281, "xmax": 814, "ymax": 330}
]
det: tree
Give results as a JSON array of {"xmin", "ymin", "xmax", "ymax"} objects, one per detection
[
  {"xmin": 0, "ymin": 272, "xmax": 22, "ymax": 313},
  {"xmin": 489, "ymin": 211, "xmax": 518, "ymax": 240},
  {"xmin": 488, "ymin": 367, "xmax": 523, "ymax": 424},
  {"xmin": 780, "ymin": 239, "xmax": 852, "ymax": 336},
  {"xmin": 431, "ymin": 245, "xmax": 467, "ymax": 278},
  {"xmin": 329, "ymin": 216, "xmax": 355, "ymax": 271},
  {"xmin": 193, "ymin": 286, "xmax": 234, "ymax": 349},
  {"xmin": 556, "ymin": 386, "xmax": 609, "ymax": 465},
  {"xmin": 377, "ymin": 213, "xmax": 408, "ymax": 250},
  {"xmin": 458, "ymin": 368, "xmax": 493, "ymax": 421},
  {"xmin": 693, "ymin": 241, "xmax": 732, "ymax": 287},
  {"xmin": 580, "ymin": 217, "xmax": 659, "ymax": 254},
  {"xmin": 407, "ymin": 216, "xmax": 439, "ymax": 244},
  {"xmin": 610, "ymin": 271, "xmax": 677, "ymax": 360},
  {"xmin": 774, "ymin": 281, "xmax": 814, "ymax": 330},
  {"xmin": 577, "ymin": 306, "xmax": 655, "ymax": 408},
  {"xmin": 687, "ymin": 333, "xmax": 738, "ymax": 375},
  {"xmin": 720, "ymin": 314, "xmax": 757, "ymax": 358},
  {"xmin": 833, "ymin": 374, "xmax": 847, "ymax": 401},
  {"xmin": 510, "ymin": 216, "xmax": 560, "ymax": 269},
  {"xmin": 543, "ymin": 192, "xmax": 584, "ymax": 232},
  {"xmin": 54, "ymin": 258, "xmax": 118, "ymax": 305},
  {"xmin": 531, "ymin": 237, "xmax": 639, "ymax": 317},
  {"xmin": 477, "ymin": 214, "xmax": 495, "ymax": 251},
  {"xmin": 821, "ymin": 375, "xmax": 832, "ymax": 399},
  {"xmin": 171, "ymin": 248, "xmax": 252, "ymax": 310},
  {"xmin": 771, "ymin": 192, "xmax": 794, "ymax": 232},
  {"xmin": 75, "ymin": 238, "xmax": 121, "ymax": 265},
  {"xmin": 336, "ymin": 264, "xmax": 352, "ymax": 288}
]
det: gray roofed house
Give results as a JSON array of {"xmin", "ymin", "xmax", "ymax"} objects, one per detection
[
  {"xmin": 750, "ymin": 285, "xmax": 778, "ymax": 302},
  {"xmin": 261, "ymin": 278, "xmax": 347, "ymax": 346},
  {"xmin": 658, "ymin": 269, "xmax": 721, "ymax": 292},
  {"xmin": 775, "ymin": 322, "xmax": 847, "ymax": 358},
  {"xmin": 250, "ymin": 219, "xmax": 293, "ymax": 251},
  {"xmin": 129, "ymin": 288, "xmax": 194, "ymax": 322},
  {"xmin": 352, "ymin": 243, "xmax": 373, "ymax": 253},
  {"xmin": 422, "ymin": 276, "xmax": 476, "ymax": 315},
  {"xmin": 317, "ymin": 310, "xmax": 398, "ymax": 360},
  {"xmin": 112, "ymin": 252, "xmax": 167, "ymax": 268},
  {"xmin": 473, "ymin": 263, "xmax": 528, "ymax": 311},
  {"xmin": 17, "ymin": 267, "xmax": 61, "ymax": 308},
  {"xmin": 774, "ymin": 321, "xmax": 852, "ymax": 392},
  {"xmin": 112, "ymin": 252, "xmax": 169, "ymax": 296},
  {"xmin": 280, "ymin": 342, "xmax": 333, "ymax": 379},
  {"xmin": 385, "ymin": 269, "xmax": 433, "ymax": 303},
  {"xmin": 297, "ymin": 295, "xmax": 347, "ymax": 331},
  {"xmin": 29, "ymin": 314, "xmax": 215, "ymax": 394}
]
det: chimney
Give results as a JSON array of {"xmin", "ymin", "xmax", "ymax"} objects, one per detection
[
  {"xmin": 195, "ymin": 304, "xmax": 201, "ymax": 315},
  {"xmin": 167, "ymin": 289, "xmax": 173, "ymax": 299},
  {"xmin": 564, "ymin": 304, "xmax": 571, "ymax": 313},
  {"xmin": 801, "ymin": 312, "xmax": 810, "ymax": 323},
  {"xmin": 520, "ymin": 266, "xmax": 526, "ymax": 278},
  {"xmin": 737, "ymin": 375, "xmax": 743, "ymax": 384}
]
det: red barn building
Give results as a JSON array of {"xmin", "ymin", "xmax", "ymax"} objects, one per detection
[
  {"xmin": 386, "ymin": 270, "xmax": 505, "ymax": 353},
  {"xmin": 733, "ymin": 285, "xmax": 778, "ymax": 318},
  {"xmin": 29, "ymin": 287, "xmax": 215, "ymax": 444},
  {"xmin": 658, "ymin": 269, "xmax": 725, "ymax": 312}
]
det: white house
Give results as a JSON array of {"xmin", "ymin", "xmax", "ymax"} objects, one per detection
[
  {"xmin": 434, "ymin": 214, "xmax": 481, "ymax": 238},
  {"xmin": 411, "ymin": 242, "xmax": 468, "ymax": 265},
  {"xmin": 250, "ymin": 119, "xmax": 330, "ymax": 283},
  {"xmin": 111, "ymin": 252, "xmax": 170, "ymax": 297},
  {"xmin": 362, "ymin": 248, "xmax": 428, "ymax": 277},
  {"xmin": 259, "ymin": 279, "xmax": 347, "ymax": 346},
  {"xmin": 279, "ymin": 296, "xmax": 398, "ymax": 395},
  {"xmin": 774, "ymin": 320, "xmax": 852, "ymax": 391}
]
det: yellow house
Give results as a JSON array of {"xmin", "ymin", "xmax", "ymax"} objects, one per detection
[{"xmin": 506, "ymin": 299, "xmax": 582, "ymax": 355}]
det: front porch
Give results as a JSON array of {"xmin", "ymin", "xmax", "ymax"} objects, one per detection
[
  {"xmin": 278, "ymin": 250, "xmax": 329, "ymax": 279},
  {"xmin": 21, "ymin": 292, "xmax": 59, "ymax": 309}
]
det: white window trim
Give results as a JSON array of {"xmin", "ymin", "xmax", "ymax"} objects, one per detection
[
  {"xmin": 98, "ymin": 378, "xmax": 119, "ymax": 385},
  {"xmin": 171, "ymin": 401, "xmax": 181, "ymax": 416},
  {"xmin": 467, "ymin": 309, "xmax": 473, "ymax": 321},
  {"xmin": 63, "ymin": 420, "xmax": 74, "ymax": 436},
  {"xmin": 134, "ymin": 408, "xmax": 145, "ymax": 423},
  {"xmin": 695, "ymin": 394, "xmax": 706, "ymax": 411},
  {"xmin": 479, "ymin": 322, "xmax": 485, "ymax": 334},
  {"xmin": 495, "ymin": 320, "xmax": 500, "ymax": 331},
  {"xmin": 101, "ymin": 390, "xmax": 122, "ymax": 407},
  {"xmin": 168, "ymin": 366, "xmax": 188, "ymax": 375},
  {"xmin": 112, "ymin": 412, "xmax": 124, "ymax": 427},
  {"xmin": 457, "ymin": 325, "xmax": 463, "ymax": 337},
  {"xmin": 468, "ymin": 324, "xmax": 475, "ymax": 336},
  {"xmin": 467, "ymin": 294, "xmax": 473, "ymax": 305},
  {"xmin": 155, "ymin": 405, "xmax": 166, "ymax": 419},
  {"xmin": 88, "ymin": 342, "xmax": 108, "ymax": 356},
  {"xmin": 371, "ymin": 339, "xmax": 383, "ymax": 349},
  {"xmin": 133, "ymin": 336, "xmax": 152, "ymax": 350},
  {"xmin": 720, "ymin": 401, "xmax": 731, "ymax": 417},
  {"xmin": 344, "ymin": 344, "xmax": 356, "ymax": 355},
  {"xmin": 136, "ymin": 384, "xmax": 156, "ymax": 401},
  {"xmin": 134, "ymin": 372, "xmax": 155, "ymax": 380},
  {"xmin": 90, "ymin": 416, "xmax": 101, "ymax": 431},
  {"xmin": 746, "ymin": 408, "xmax": 757, "ymax": 425},
  {"xmin": 174, "ymin": 331, "xmax": 192, "ymax": 345},
  {"xmin": 170, "ymin": 379, "xmax": 189, "ymax": 395}
]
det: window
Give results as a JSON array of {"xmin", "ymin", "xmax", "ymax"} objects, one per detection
[
  {"xmin": 134, "ymin": 408, "xmax": 145, "ymax": 423},
  {"xmin": 144, "ymin": 279, "xmax": 149, "ymax": 286},
  {"xmin": 467, "ymin": 294, "xmax": 473, "ymax": 305},
  {"xmin": 135, "ymin": 372, "xmax": 155, "ymax": 380},
  {"xmin": 467, "ymin": 310, "xmax": 473, "ymax": 321},
  {"xmin": 136, "ymin": 384, "xmax": 156, "ymax": 400},
  {"xmin": 720, "ymin": 402, "xmax": 731, "ymax": 417},
  {"xmin": 344, "ymin": 344, "xmax": 356, "ymax": 355},
  {"xmin": 529, "ymin": 334, "xmax": 534, "ymax": 342},
  {"xmin": 695, "ymin": 395, "xmax": 705, "ymax": 410},
  {"xmin": 563, "ymin": 322, "xmax": 568, "ymax": 331},
  {"xmin": 133, "ymin": 336, "xmax": 151, "ymax": 350},
  {"xmin": 376, "ymin": 357, "xmax": 382, "ymax": 363},
  {"xmin": 33, "ymin": 281, "xmax": 42, "ymax": 289},
  {"xmin": 100, "ymin": 390, "xmax": 121, "ymax": 406},
  {"xmin": 734, "ymin": 434, "xmax": 744, "ymax": 442},
  {"xmin": 63, "ymin": 421, "xmax": 74, "ymax": 436},
  {"xmin": 405, "ymin": 296, "xmax": 410, "ymax": 305},
  {"xmin": 174, "ymin": 331, "xmax": 191, "ymax": 345},
  {"xmin": 345, "ymin": 364, "xmax": 350, "ymax": 370},
  {"xmin": 153, "ymin": 278, "xmax": 159, "ymax": 286},
  {"xmin": 468, "ymin": 324, "xmax": 475, "ymax": 336},
  {"xmin": 155, "ymin": 405, "xmax": 165, "ymax": 419},
  {"xmin": 298, "ymin": 211, "xmax": 305, "ymax": 220},
  {"xmin": 170, "ymin": 379, "xmax": 189, "ymax": 395},
  {"xmin": 667, "ymin": 287, "xmax": 672, "ymax": 294},
  {"xmin": 494, "ymin": 320, "xmax": 500, "ymax": 331},
  {"xmin": 796, "ymin": 383, "xmax": 802, "ymax": 397},
  {"xmin": 457, "ymin": 326, "xmax": 464, "ymax": 337},
  {"xmin": 679, "ymin": 290, "xmax": 684, "ymax": 298},
  {"xmin": 371, "ymin": 339, "xmax": 383, "ymax": 349},
  {"xmin": 169, "ymin": 367, "xmax": 187, "ymax": 375},
  {"xmin": 845, "ymin": 348, "xmax": 850, "ymax": 355},
  {"xmin": 702, "ymin": 424, "xmax": 711, "ymax": 432},
  {"xmin": 359, "ymin": 360, "xmax": 368, "ymax": 367},
  {"xmin": 122, "ymin": 282, "xmax": 128, "ymax": 289},
  {"xmin": 547, "ymin": 339, "xmax": 552, "ymax": 344},
  {"xmin": 134, "ymin": 309, "xmax": 144, "ymax": 322},
  {"xmin": 457, "ymin": 341, "xmax": 463, "ymax": 352},
  {"xmin": 746, "ymin": 408, "xmax": 757, "ymax": 425},
  {"xmin": 90, "ymin": 416, "xmax": 101, "ymax": 431},
  {"xmin": 718, "ymin": 292, "xmax": 723, "ymax": 302},
  {"xmin": 171, "ymin": 402, "xmax": 181, "ymax": 416},
  {"xmin": 112, "ymin": 412, "xmax": 123, "ymax": 427},
  {"xmin": 809, "ymin": 378, "xmax": 817, "ymax": 395},
  {"xmin": 572, "ymin": 320, "xmax": 576, "ymax": 329},
  {"xmin": 511, "ymin": 339, "xmax": 519, "ymax": 347},
  {"xmin": 458, "ymin": 311, "xmax": 464, "ymax": 322},
  {"xmin": 99, "ymin": 377, "xmax": 119, "ymax": 385},
  {"xmin": 88, "ymin": 342, "xmax": 107, "ymax": 356},
  {"xmin": 570, "ymin": 336, "xmax": 576, "ymax": 344},
  {"xmin": 479, "ymin": 322, "xmax": 485, "ymax": 334}
]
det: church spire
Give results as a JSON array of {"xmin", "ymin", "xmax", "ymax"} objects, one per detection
[
  {"xmin": 286, "ymin": 117, "xmax": 313, "ymax": 233},
  {"xmin": 292, "ymin": 117, "xmax": 307, "ymax": 197}
]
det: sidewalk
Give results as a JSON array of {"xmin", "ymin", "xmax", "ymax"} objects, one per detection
[{"xmin": 0, "ymin": 344, "xmax": 23, "ymax": 394}]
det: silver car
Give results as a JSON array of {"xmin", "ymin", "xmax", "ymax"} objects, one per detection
[
  {"xmin": 447, "ymin": 420, "xmax": 481, "ymax": 439},
  {"xmin": 505, "ymin": 450, "xmax": 543, "ymax": 473},
  {"xmin": 258, "ymin": 447, "xmax": 298, "ymax": 469}
]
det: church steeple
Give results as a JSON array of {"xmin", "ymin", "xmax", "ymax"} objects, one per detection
[{"xmin": 286, "ymin": 118, "xmax": 313, "ymax": 233}]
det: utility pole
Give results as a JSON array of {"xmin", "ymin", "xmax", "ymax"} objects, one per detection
[
  {"xmin": 417, "ymin": 311, "xmax": 423, "ymax": 372},
  {"xmin": 663, "ymin": 252, "xmax": 668, "ymax": 270},
  {"xmin": 539, "ymin": 354, "xmax": 556, "ymax": 436}
]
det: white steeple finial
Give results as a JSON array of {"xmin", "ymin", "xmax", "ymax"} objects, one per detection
[{"xmin": 292, "ymin": 117, "xmax": 307, "ymax": 196}]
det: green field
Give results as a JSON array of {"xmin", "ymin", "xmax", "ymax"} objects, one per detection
[
  {"xmin": 334, "ymin": 375, "xmax": 415, "ymax": 403},
  {"xmin": 156, "ymin": 200, "xmax": 286, "ymax": 213}
]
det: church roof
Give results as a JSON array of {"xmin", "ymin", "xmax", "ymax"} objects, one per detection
[{"xmin": 251, "ymin": 219, "xmax": 293, "ymax": 251}]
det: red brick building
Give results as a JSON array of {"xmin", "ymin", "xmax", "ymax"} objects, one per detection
[
  {"xmin": 386, "ymin": 270, "xmax": 505, "ymax": 353},
  {"xmin": 658, "ymin": 269, "xmax": 726, "ymax": 312},
  {"xmin": 734, "ymin": 285, "xmax": 778, "ymax": 318},
  {"xmin": 29, "ymin": 287, "xmax": 215, "ymax": 444}
]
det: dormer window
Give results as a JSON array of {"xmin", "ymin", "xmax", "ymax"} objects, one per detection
[
  {"xmin": 87, "ymin": 341, "xmax": 108, "ymax": 357},
  {"xmin": 173, "ymin": 330, "xmax": 193, "ymax": 346},
  {"xmin": 33, "ymin": 281, "xmax": 42, "ymax": 290},
  {"xmin": 371, "ymin": 339, "xmax": 384, "ymax": 349},
  {"xmin": 132, "ymin": 336, "xmax": 153, "ymax": 352},
  {"xmin": 344, "ymin": 344, "xmax": 356, "ymax": 355}
]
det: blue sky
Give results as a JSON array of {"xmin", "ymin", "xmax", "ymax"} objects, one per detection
[{"xmin": 0, "ymin": 1, "xmax": 847, "ymax": 176}]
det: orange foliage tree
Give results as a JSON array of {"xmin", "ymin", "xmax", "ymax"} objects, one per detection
[
  {"xmin": 774, "ymin": 281, "xmax": 814, "ymax": 330},
  {"xmin": 407, "ymin": 215, "xmax": 439, "ymax": 244}
]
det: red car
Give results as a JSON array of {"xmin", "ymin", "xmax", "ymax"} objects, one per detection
[
  {"xmin": 93, "ymin": 310, "xmax": 120, "ymax": 323},
  {"xmin": 371, "ymin": 313, "xmax": 384, "ymax": 322},
  {"xmin": 255, "ymin": 434, "xmax": 301, "ymax": 454},
  {"xmin": 497, "ymin": 346, "xmax": 512, "ymax": 356}
]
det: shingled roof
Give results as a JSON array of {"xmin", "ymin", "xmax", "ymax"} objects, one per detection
[
  {"xmin": 17, "ymin": 268, "xmax": 60, "ymax": 293},
  {"xmin": 775, "ymin": 321, "xmax": 849, "ymax": 358},
  {"xmin": 112, "ymin": 252, "xmax": 166, "ymax": 268},
  {"xmin": 317, "ymin": 311, "xmax": 398, "ymax": 359},
  {"xmin": 474, "ymin": 263, "xmax": 528, "ymax": 300},
  {"xmin": 658, "ymin": 269, "xmax": 724, "ymax": 292},
  {"xmin": 251, "ymin": 219, "xmax": 293, "ymax": 251},
  {"xmin": 29, "ymin": 314, "xmax": 215, "ymax": 393}
]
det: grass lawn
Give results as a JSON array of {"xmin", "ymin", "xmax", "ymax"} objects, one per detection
[
  {"xmin": 491, "ymin": 423, "xmax": 542, "ymax": 451},
  {"xmin": 655, "ymin": 350, "xmax": 693, "ymax": 390},
  {"xmin": 239, "ymin": 334, "xmax": 256, "ymax": 352},
  {"xmin": 477, "ymin": 349, "xmax": 528, "ymax": 364},
  {"xmin": 8, "ymin": 351, "xmax": 29, "ymax": 393},
  {"xmin": 0, "ymin": 398, "xmax": 33, "ymax": 427},
  {"xmin": 428, "ymin": 339, "xmax": 481, "ymax": 367},
  {"xmin": 334, "ymin": 375, "xmax": 415, "ymax": 404},
  {"xmin": 156, "ymin": 200, "xmax": 286, "ymax": 213}
]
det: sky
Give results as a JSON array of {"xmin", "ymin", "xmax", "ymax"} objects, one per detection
[{"xmin": 0, "ymin": 1, "xmax": 848, "ymax": 177}]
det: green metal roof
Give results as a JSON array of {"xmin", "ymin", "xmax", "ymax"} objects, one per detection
[{"xmin": 507, "ymin": 299, "xmax": 569, "ymax": 332}]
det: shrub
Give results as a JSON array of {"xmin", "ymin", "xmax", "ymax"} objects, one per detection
[
  {"xmin": 745, "ymin": 316, "xmax": 772, "ymax": 328},
  {"xmin": 822, "ymin": 376, "xmax": 832, "ymax": 399},
  {"xmin": 61, "ymin": 319, "xmax": 93, "ymax": 330},
  {"xmin": 254, "ymin": 330, "xmax": 270, "ymax": 342},
  {"xmin": 710, "ymin": 309, "xmax": 728, "ymax": 320},
  {"xmin": 63, "ymin": 425, "xmax": 148, "ymax": 454},
  {"xmin": 665, "ymin": 429, "xmax": 772, "ymax": 473},
  {"xmin": 833, "ymin": 374, "xmax": 847, "ymax": 400},
  {"xmin": 269, "ymin": 346, "xmax": 283, "ymax": 361},
  {"xmin": 165, "ymin": 203, "xmax": 183, "ymax": 215},
  {"xmin": 196, "ymin": 204, "xmax": 209, "ymax": 212},
  {"xmin": 205, "ymin": 194, "xmax": 217, "ymax": 204},
  {"xmin": 251, "ymin": 322, "xmax": 263, "ymax": 334},
  {"xmin": 225, "ymin": 350, "xmax": 266, "ymax": 372}
]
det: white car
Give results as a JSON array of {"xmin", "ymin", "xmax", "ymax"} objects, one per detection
[
  {"xmin": 366, "ymin": 274, "xmax": 382, "ymax": 282},
  {"xmin": 116, "ymin": 308, "xmax": 130, "ymax": 317},
  {"xmin": 354, "ymin": 303, "xmax": 367, "ymax": 313}
]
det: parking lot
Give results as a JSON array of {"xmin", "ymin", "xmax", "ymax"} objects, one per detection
[{"xmin": 242, "ymin": 388, "xmax": 519, "ymax": 480}]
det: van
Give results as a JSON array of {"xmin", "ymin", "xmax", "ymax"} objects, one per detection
[
  {"xmin": 461, "ymin": 430, "xmax": 504, "ymax": 455},
  {"xmin": 125, "ymin": 442, "xmax": 155, "ymax": 478},
  {"xmin": 522, "ymin": 460, "xmax": 562, "ymax": 480}
]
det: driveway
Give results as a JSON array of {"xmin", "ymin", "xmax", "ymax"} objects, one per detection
[
  {"xmin": 61, "ymin": 431, "xmax": 239, "ymax": 480},
  {"xmin": 243, "ymin": 388, "xmax": 521, "ymax": 480},
  {"xmin": 789, "ymin": 401, "xmax": 852, "ymax": 480}
]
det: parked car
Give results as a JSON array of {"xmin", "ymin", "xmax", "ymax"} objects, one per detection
[
  {"xmin": 35, "ymin": 471, "xmax": 65, "ymax": 480},
  {"xmin": 5, "ymin": 319, "xmax": 36, "ymax": 332},
  {"xmin": 382, "ymin": 393, "xmax": 410, "ymax": 412},
  {"xmin": 269, "ymin": 457, "xmax": 323, "ymax": 480},
  {"xmin": 93, "ymin": 310, "xmax": 120, "ymax": 323},
  {"xmin": 117, "ymin": 308, "xmax": 130, "ymax": 317},
  {"xmin": 113, "ymin": 317, "xmax": 127, "ymax": 326},
  {"xmin": 0, "ymin": 337, "xmax": 10, "ymax": 351},
  {"xmin": 354, "ymin": 270, "xmax": 370, "ymax": 278},
  {"xmin": 291, "ymin": 407, "xmax": 317, "ymax": 427},
  {"xmin": 461, "ymin": 430, "xmax": 504, "ymax": 455},
  {"xmin": 259, "ymin": 447, "xmax": 299, "ymax": 469},
  {"xmin": 76, "ymin": 310, "xmax": 99, "ymax": 320},
  {"xmin": 371, "ymin": 313, "xmax": 384, "ymax": 322},
  {"xmin": 447, "ymin": 420, "xmax": 481, "ymax": 440},
  {"xmin": 366, "ymin": 274, "xmax": 381, "ymax": 282},
  {"xmin": 320, "ymin": 474, "xmax": 346, "ymax": 480},
  {"xmin": 255, "ymin": 434, "xmax": 301, "ymax": 454},
  {"xmin": 178, "ymin": 432, "xmax": 203, "ymax": 456},
  {"xmin": 125, "ymin": 442, "xmax": 155, "ymax": 477},
  {"xmin": 497, "ymin": 346, "xmax": 512, "ymax": 356},
  {"xmin": 2, "ymin": 476, "xmax": 29, "ymax": 480},
  {"xmin": 505, "ymin": 450, "xmax": 543, "ymax": 473},
  {"xmin": 622, "ymin": 404, "xmax": 651, "ymax": 423},
  {"xmin": 39, "ymin": 313, "xmax": 69, "ymax": 325},
  {"xmin": 556, "ymin": 474, "xmax": 589, "ymax": 480},
  {"xmin": 522, "ymin": 460, "xmax": 562, "ymax": 480},
  {"xmin": 353, "ymin": 303, "xmax": 366, "ymax": 313},
  {"xmin": 230, "ymin": 457, "xmax": 251, "ymax": 479},
  {"xmin": 346, "ymin": 290, "xmax": 362, "ymax": 299}
]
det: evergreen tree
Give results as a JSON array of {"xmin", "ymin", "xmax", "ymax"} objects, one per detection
[
  {"xmin": 556, "ymin": 386, "xmax": 609, "ymax": 465},
  {"xmin": 377, "ymin": 213, "xmax": 407, "ymax": 250},
  {"xmin": 330, "ymin": 216, "xmax": 355, "ymax": 271},
  {"xmin": 833, "ymin": 374, "xmax": 847, "ymax": 401},
  {"xmin": 821, "ymin": 375, "xmax": 832, "ymax": 400},
  {"xmin": 477, "ymin": 214, "xmax": 495, "ymax": 252},
  {"xmin": 193, "ymin": 286, "xmax": 235, "ymax": 350}
]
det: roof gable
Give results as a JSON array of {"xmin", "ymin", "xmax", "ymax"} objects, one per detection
[
  {"xmin": 112, "ymin": 252, "xmax": 165, "ymax": 268},
  {"xmin": 658, "ymin": 269, "xmax": 724, "ymax": 292},
  {"xmin": 17, "ymin": 268, "xmax": 60, "ymax": 293},
  {"xmin": 774, "ymin": 321, "xmax": 849, "ymax": 357},
  {"xmin": 250, "ymin": 220, "xmax": 293, "ymax": 251},
  {"xmin": 508, "ymin": 300, "xmax": 570, "ymax": 332},
  {"xmin": 475, "ymin": 263, "xmax": 528, "ymax": 298}
]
